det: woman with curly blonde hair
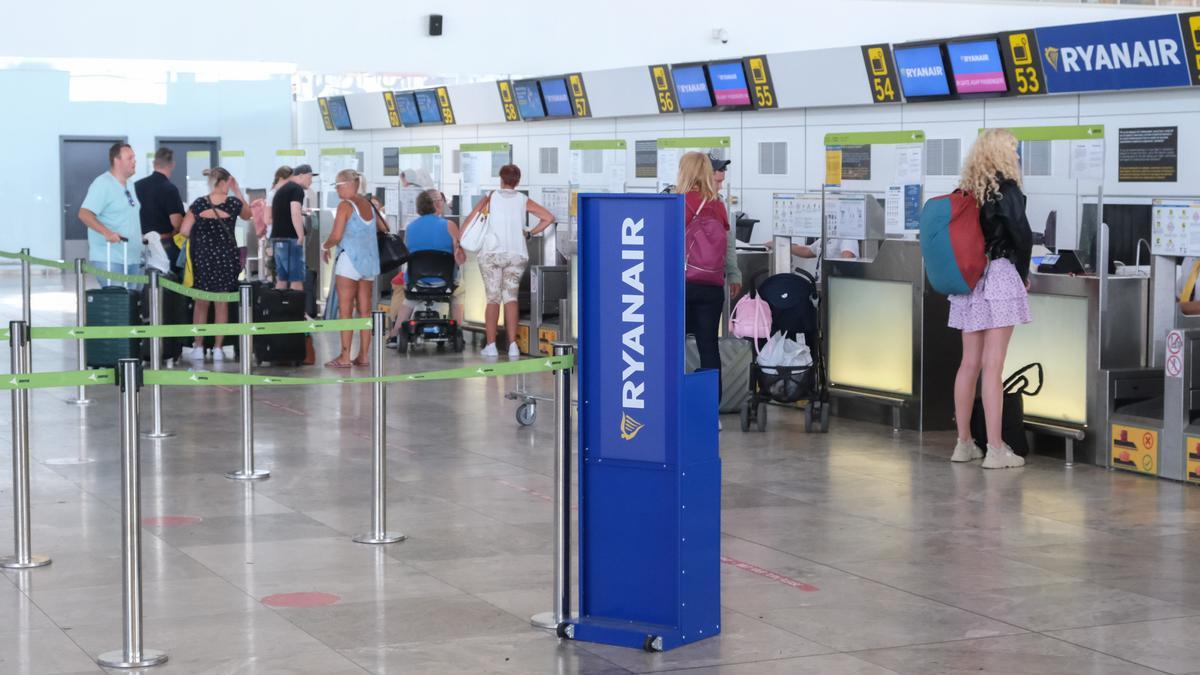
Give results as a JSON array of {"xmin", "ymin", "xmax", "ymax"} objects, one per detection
[{"xmin": 949, "ymin": 129, "xmax": 1032, "ymax": 469}]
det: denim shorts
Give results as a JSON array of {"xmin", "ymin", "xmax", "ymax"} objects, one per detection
[{"xmin": 272, "ymin": 239, "xmax": 306, "ymax": 282}]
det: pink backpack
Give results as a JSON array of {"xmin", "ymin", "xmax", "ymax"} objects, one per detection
[
  {"xmin": 685, "ymin": 198, "xmax": 728, "ymax": 286},
  {"xmin": 730, "ymin": 291, "xmax": 772, "ymax": 340}
]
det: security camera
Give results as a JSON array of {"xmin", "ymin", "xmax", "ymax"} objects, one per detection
[{"xmin": 712, "ymin": 28, "xmax": 729, "ymax": 44}]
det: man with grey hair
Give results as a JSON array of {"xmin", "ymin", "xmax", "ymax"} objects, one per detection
[{"xmin": 134, "ymin": 146, "xmax": 186, "ymax": 267}]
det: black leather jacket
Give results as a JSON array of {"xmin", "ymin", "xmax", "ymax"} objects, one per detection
[{"xmin": 981, "ymin": 178, "xmax": 1033, "ymax": 282}]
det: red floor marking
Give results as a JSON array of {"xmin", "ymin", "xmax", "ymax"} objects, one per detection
[
  {"xmin": 260, "ymin": 591, "xmax": 340, "ymax": 608},
  {"xmin": 215, "ymin": 385, "xmax": 238, "ymax": 393},
  {"xmin": 142, "ymin": 515, "xmax": 203, "ymax": 527},
  {"xmin": 494, "ymin": 478, "xmax": 553, "ymax": 502},
  {"xmin": 260, "ymin": 399, "xmax": 309, "ymax": 417},
  {"xmin": 720, "ymin": 556, "xmax": 819, "ymax": 592},
  {"xmin": 349, "ymin": 429, "xmax": 418, "ymax": 455}
]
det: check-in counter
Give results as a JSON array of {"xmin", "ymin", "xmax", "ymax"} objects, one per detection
[{"xmin": 825, "ymin": 238, "xmax": 1148, "ymax": 466}]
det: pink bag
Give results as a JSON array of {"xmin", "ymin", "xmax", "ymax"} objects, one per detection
[
  {"xmin": 730, "ymin": 291, "xmax": 771, "ymax": 340},
  {"xmin": 685, "ymin": 198, "xmax": 727, "ymax": 286}
]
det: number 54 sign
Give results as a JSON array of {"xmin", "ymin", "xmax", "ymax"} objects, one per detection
[{"xmin": 861, "ymin": 44, "xmax": 900, "ymax": 104}]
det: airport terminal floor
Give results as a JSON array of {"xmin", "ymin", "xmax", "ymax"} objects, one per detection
[{"xmin": 5, "ymin": 278, "xmax": 1200, "ymax": 674}]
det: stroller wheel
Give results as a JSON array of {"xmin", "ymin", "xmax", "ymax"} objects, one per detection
[
  {"xmin": 739, "ymin": 401, "xmax": 752, "ymax": 432},
  {"xmin": 756, "ymin": 403, "xmax": 768, "ymax": 432},
  {"xmin": 516, "ymin": 402, "xmax": 537, "ymax": 427},
  {"xmin": 804, "ymin": 404, "xmax": 815, "ymax": 433},
  {"xmin": 819, "ymin": 400, "xmax": 831, "ymax": 433}
]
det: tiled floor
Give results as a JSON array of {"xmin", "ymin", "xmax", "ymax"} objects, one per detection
[{"xmin": 2, "ymin": 274, "xmax": 1200, "ymax": 674}]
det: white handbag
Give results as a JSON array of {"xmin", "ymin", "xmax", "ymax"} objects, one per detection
[{"xmin": 459, "ymin": 193, "xmax": 498, "ymax": 253}]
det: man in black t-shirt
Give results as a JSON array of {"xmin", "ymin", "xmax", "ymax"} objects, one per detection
[
  {"xmin": 270, "ymin": 164, "xmax": 315, "ymax": 290},
  {"xmin": 134, "ymin": 147, "xmax": 185, "ymax": 270}
]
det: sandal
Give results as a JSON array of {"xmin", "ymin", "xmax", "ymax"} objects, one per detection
[
  {"xmin": 325, "ymin": 358, "xmax": 353, "ymax": 369},
  {"xmin": 351, "ymin": 359, "xmax": 369, "ymax": 367}
]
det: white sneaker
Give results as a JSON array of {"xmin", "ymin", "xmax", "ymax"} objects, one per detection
[
  {"xmin": 718, "ymin": 419, "xmax": 723, "ymax": 432},
  {"xmin": 481, "ymin": 343, "xmax": 499, "ymax": 358},
  {"xmin": 950, "ymin": 438, "xmax": 983, "ymax": 462},
  {"xmin": 508, "ymin": 342, "xmax": 521, "ymax": 359},
  {"xmin": 211, "ymin": 347, "xmax": 226, "ymax": 362},
  {"xmin": 982, "ymin": 444, "xmax": 1026, "ymax": 469},
  {"xmin": 188, "ymin": 346, "xmax": 205, "ymax": 362}
]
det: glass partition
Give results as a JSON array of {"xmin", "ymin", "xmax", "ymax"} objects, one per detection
[{"xmin": 828, "ymin": 277, "xmax": 914, "ymax": 395}]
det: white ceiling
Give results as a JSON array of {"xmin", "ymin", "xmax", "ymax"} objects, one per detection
[{"xmin": 2, "ymin": 0, "xmax": 1179, "ymax": 78}]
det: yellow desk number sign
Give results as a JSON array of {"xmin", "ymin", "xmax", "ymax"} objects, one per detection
[
  {"xmin": 860, "ymin": 44, "xmax": 899, "ymax": 104},
  {"xmin": 649, "ymin": 64, "xmax": 677, "ymax": 114},
  {"xmin": 743, "ymin": 56, "xmax": 777, "ymax": 109},
  {"xmin": 382, "ymin": 91, "xmax": 402, "ymax": 127},
  {"xmin": 497, "ymin": 81, "xmax": 519, "ymax": 122},
  {"xmin": 1111, "ymin": 424, "xmax": 1158, "ymax": 475},
  {"xmin": 1187, "ymin": 435, "xmax": 1200, "ymax": 483},
  {"xmin": 999, "ymin": 30, "xmax": 1047, "ymax": 96}
]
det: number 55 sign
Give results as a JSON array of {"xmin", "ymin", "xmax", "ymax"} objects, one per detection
[{"xmin": 742, "ymin": 56, "xmax": 778, "ymax": 109}]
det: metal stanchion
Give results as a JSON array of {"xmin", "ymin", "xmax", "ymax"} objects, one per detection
[
  {"xmin": 0, "ymin": 321, "xmax": 50, "ymax": 570},
  {"xmin": 355, "ymin": 311, "xmax": 405, "ymax": 545},
  {"xmin": 532, "ymin": 342, "xmax": 573, "ymax": 631},
  {"xmin": 226, "ymin": 284, "xmax": 268, "ymax": 481},
  {"xmin": 19, "ymin": 249, "xmax": 32, "ymax": 369},
  {"xmin": 97, "ymin": 359, "xmax": 166, "ymax": 669},
  {"xmin": 66, "ymin": 259, "xmax": 91, "ymax": 406},
  {"xmin": 143, "ymin": 271, "xmax": 172, "ymax": 438}
]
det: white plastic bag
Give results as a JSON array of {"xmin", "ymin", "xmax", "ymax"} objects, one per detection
[
  {"xmin": 142, "ymin": 233, "xmax": 171, "ymax": 273},
  {"xmin": 756, "ymin": 331, "xmax": 812, "ymax": 369}
]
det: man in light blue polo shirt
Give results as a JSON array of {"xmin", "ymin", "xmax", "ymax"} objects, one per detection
[{"xmin": 78, "ymin": 142, "xmax": 143, "ymax": 286}]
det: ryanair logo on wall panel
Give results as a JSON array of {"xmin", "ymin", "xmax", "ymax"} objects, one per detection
[{"xmin": 1035, "ymin": 14, "xmax": 1192, "ymax": 93}]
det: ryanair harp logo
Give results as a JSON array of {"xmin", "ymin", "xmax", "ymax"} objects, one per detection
[
  {"xmin": 619, "ymin": 413, "xmax": 645, "ymax": 441},
  {"xmin": 1044, "ymin": 47, "xmax": 1060, "ymax": 71}
]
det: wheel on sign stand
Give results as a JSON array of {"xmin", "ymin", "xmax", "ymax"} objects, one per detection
[{"xmin": 516, "ymin": 402, "xmax": 537, "ymax": 427}]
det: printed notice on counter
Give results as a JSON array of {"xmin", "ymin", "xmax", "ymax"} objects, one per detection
[
  {"xmin": 1069, "ymin": 138, "xmax": 1104, "ymax": 181},
  {"xmin": 1151, "ymin": 199, "xmax": 1200, "ymax": 257},
  {"xmin": 896, "ymin": 143, "xmax": 924, "ymax": 184},
  {"xmin": 885, "ymin": 186, "xmax": 904, "ymax": 235},
  {"xmin": 824, "ymin": 149, "xmax": 843, "ymax": 187},
  {"xmin": 1118, "ymin": 126, "xmax": 1178, "ymax": 183},
  {"xmin": 772, "ymin": 193, "xmax": 822, "ymax": 238}
]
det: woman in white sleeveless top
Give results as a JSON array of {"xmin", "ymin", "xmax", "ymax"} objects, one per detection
[{"xmin": 459, "ymin": 164, "xmax": 555, "ymax": 358}]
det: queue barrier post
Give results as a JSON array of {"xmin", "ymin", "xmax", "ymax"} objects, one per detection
[
  {"xmin": 0, "ymin": 321, "xmax": 50, "ymax": 570},
  {"xmin": 225, "ymin": 284, "xmax": 269, "ymax": 481},
  {"xmin": 19, "ymin": 248, "xmax": 32, "ymax": 368},
  {"xmin": 66, "ymin": 258, "xmax": 92, "ymax": 406},
  {"xmin": 97, "ymin": 359, "xmax": 167, "ymax": 669},
  {"xmin": 144, "ymin": 270, "xmax": 172, "ymax": 438},
  {"xmin": 354, "ymin": 311, "xmax": 405, "ymax": 545},
  {"xmin": 531, "ymin": 342, "xmax": 574, "ymax": 630}
]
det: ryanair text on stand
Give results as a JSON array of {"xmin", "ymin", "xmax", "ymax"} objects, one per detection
[{"xmin": 620, "ymin": 216, "xmax": 646, "ymax": 441}]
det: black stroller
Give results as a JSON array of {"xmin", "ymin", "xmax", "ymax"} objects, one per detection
[
  {"xmin": 740, "ymin": 270, "xmax": 830, "ymax": 433},
  {"xmin": 395, "ymin": 250, "xmax": 465, "ymax": 353}
]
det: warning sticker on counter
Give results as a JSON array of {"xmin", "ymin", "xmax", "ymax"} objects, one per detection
[
  {"xmin": 1111, "ymin": 424, "xmax": 1158, "ymax": 475},
  {"xmin": 1187, "ymin": 435, "xmax": 1200, "ymax": 484}
]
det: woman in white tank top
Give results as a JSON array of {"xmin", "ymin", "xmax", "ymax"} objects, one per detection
[{"xmin": 459, "ymin": 164, "xmax": 556, "ymax": 359}]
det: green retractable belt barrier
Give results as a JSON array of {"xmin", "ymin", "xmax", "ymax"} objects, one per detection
[
  {"xmin": 29, "ymin": 318, "xmax": 373, "ymax": 341},
  {"xmin": 158, "ymin": 278, "xmax": 240, "ymax": 303},
  {"xmin": 0, "ymin": 369, "xmax": 116, "ymax": 390},
  {"xmin": 144, "ymin": 356, "xmax": 573, "ymax": 387},
  {"xmin": 0, "ymin": 357, "xmax": 573, "ymax": 391},
  {"xmin": 81, "ymin": 264, "xmax": 150, "ymax": 285}
]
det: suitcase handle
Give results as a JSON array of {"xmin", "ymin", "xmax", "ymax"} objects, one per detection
[{"xmin": 106, "ymin": 239, "xmax": 131, "ymax": 289}]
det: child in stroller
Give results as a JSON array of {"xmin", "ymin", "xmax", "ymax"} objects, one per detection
[{"xmin": 740, "ymin": 270, "xmax": 830, "ymax": 433}]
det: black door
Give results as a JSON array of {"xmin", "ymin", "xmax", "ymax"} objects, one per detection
[
  {"xmin": 154, "ymin": 138, "xmax": 219, "ymax": 207},
  {"xmin": 61, "ymin": 137, "xmax": 125, "ymax": 261}
]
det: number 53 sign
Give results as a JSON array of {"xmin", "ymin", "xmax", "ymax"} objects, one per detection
[{"xmin": 1000, "ymin": 30, "xmax": 1047, "ymax": 96}]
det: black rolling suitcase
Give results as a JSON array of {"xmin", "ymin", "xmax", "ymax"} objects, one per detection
[
  {"xmin": 685, "ymin": 335, "xmax": 753, "ymax": 414},
  {"xmin": 86, "ymin": 242, "xmax": 142, "ymax": 368},
  {"xmin": 141, "ymin": 272, "xmax": 190, "ymax": 363},
  {"xmin": 253, "ymin": 286, "xmax": 307, "ymax": 365}
]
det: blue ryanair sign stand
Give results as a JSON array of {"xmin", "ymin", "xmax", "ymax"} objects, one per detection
[{"xmin": 567, "ymin": 193, "xmax": 721, "ymax": 652}]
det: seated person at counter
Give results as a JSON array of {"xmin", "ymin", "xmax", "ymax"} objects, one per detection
[
  {"xmin": 765, "ymin": 237, "xmax": 858, "ymax": 280},
  {"xmin": 1179, "ymin": 256, "xmax": 1200, "ymax": 315}
]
